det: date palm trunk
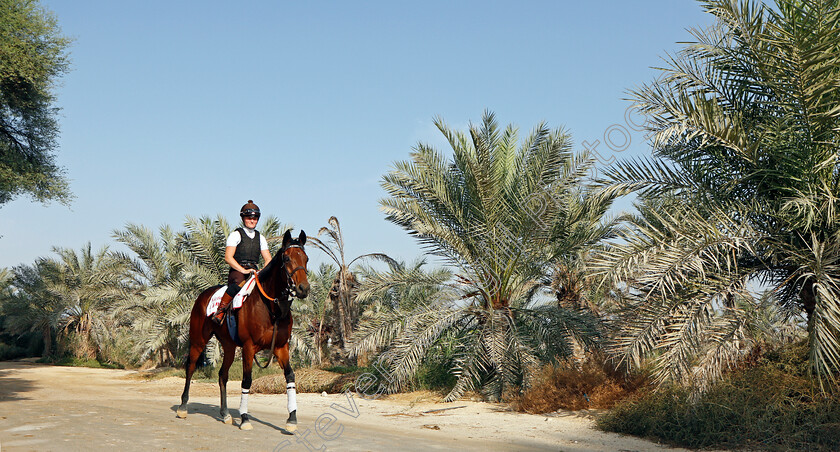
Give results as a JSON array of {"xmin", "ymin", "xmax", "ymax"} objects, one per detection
[{"xmin": 41, "ymin": 326, "xmax": 52, "ymax": 357}]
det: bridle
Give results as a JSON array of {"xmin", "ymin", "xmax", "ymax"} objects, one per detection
[
  {"xmin": 254, "ymin": 244, "xmax": 308, "ymax": 304},
  {"xmin": 281, "ymin": 245, "xmax": 308, "ymax": 299}
]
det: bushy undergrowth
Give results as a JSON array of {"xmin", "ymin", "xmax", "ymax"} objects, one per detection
[
  {"xmin": 0, "ymin": 332, "xmax": 46, "ymax": 360},
  {"xmin": 597, "ymin": 342, "xmax": 840, "ymax": 451},
  {"xmin": 512, "ymin": 355, "xmax": 649, "ymax": 413},
  {"xmin": 415, "ymin": 351, "xmax": 457, "ymax": 392},
  {"xmin": 0, "ymin": 342, "xmax": 28, "ymax": 360}
]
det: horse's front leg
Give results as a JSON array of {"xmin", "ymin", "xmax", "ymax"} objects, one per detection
[
  {"xmin": 218, "ymin": 341, "xmax": 236, "ymax": 425},
  {"xmin": 275, "ymin": 344, "xmax": 297, "ymax": 432},
  {"xmin": 239, "ymin": 343, "xmax": 256, "ymax": 430}
]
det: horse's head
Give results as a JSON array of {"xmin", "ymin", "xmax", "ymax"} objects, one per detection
[{"xmin": 280, "ymin": 229, "xmax": 310, "ymax": 299}]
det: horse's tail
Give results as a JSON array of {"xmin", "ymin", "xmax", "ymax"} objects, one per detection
[
  {"xmin": 184, "ymin": 285, "xmax": 223, "ymax": 370},
  {"xmin": 183, "ymin": 336, "xmax": 217, "ymax": 369}
]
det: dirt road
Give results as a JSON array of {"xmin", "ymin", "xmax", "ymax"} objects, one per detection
[{"xmin": 0, "ymin": 361, "xmax": 687, "ymax": 451}]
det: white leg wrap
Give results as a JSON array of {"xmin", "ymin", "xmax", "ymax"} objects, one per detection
[
  {"xmin": 240, "ymin": 389, "xmax": 249, "ymax": 415},
  {"xmin": 287, "ymin": 383, "xmax": 297, "ymax": 413}
]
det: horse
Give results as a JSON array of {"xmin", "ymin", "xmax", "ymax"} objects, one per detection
[{"xmin": 176, "ymin": 229, "xmax": 310, "ymax": 432}]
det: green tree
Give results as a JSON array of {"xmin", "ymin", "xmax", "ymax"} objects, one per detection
[
  {"xmin": 355, "ymin": 258, "xmax": 454, "ymax": 313},
  {"xmin": 112, "ymin": 223, "xmax": 185, "ymax": 366},
  {"xmin": 0, "ymin": 0, "xmax": 72, "ymax": 206},
  {"xmin": 371, "ymin": 111, "xmax": 615, "ymax": 400},
  {"xmin": 0, "ymin": 262, "xmax": 64, "ymax": 356},
  {"xmin": 40, "ymin": 244, "xmax": 129, "ymax": 360},
  {"xmin": 595, "ymin": 0, "xmax": 840, "ymax": 387}
]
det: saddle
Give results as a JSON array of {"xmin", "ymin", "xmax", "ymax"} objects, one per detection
[{"xmin": 205, "ymin": 274, "xmax": 258, "ymax": 317}]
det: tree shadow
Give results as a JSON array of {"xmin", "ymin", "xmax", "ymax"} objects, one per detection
[{"xmin": 0, "ymin": 367, "xmax": 39, "ymax": 402}]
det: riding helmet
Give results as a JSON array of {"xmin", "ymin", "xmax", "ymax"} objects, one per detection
[{"xmin": 240, "ymin": 200, "xmax": 261, "ymax": 218}]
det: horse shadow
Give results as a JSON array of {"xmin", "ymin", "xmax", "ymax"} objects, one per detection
[
  {"xmin": 245, "ymin": 413, "xmax": 295, "ymax": 435},
  {"xmin": 169, "ymin": 402, "xmax": 294, "ymax": 435}
]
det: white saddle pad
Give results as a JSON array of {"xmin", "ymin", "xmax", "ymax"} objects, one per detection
[{"xmin": 205, "ymin": 274, "xmax": 257, "ymax": 317}]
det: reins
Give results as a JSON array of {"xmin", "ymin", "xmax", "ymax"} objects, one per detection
[
  {"xmin": 252, "ymin": 271, "xmax": 281, "ymax": 369},
  {"xmin": 253, "ymin": 317, "xmax": 279, "ymax": 369},
  {"xmin": 254, "ymin": 272, "xmax": 273, "ymax": 301}
]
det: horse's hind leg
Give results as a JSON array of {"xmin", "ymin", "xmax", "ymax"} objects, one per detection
[
  {"xmin": 218, "ymin": 340, "xmax": 237, "ymax": 425},
  {"xmin": 177, "ymin": 340, "xmax": 206, "ymax": 418},
  {"xmin": 178, "ymin": 295, "xmax": 215, "ymax": 419},
  {"xmin": 275, "ymin": 344, "xmax": 297, "ymax": 432}
]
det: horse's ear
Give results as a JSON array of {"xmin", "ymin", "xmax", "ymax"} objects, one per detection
[
  {"xmin": 298, "ymin": 230, "xmax": 306, "ymax": 246},
  {"xmin": 282, "ymin": 229, "xmax": 292, "ymax": 248}
]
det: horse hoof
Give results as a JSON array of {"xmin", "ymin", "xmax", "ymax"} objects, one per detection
[
  {"xmin": 240, "ymin": 421, "xmax": 253, "ymax": 431},
  {"xmin": 285, "ymin": 423, "xmax": 297, "ymax": 433},
  {"xmin": 222, "ymin": 414, "xmax": 233, "ymax": 424},
  {"xmin": 176, "ymin": 409, "xmax": 187, "ymax": 419}
]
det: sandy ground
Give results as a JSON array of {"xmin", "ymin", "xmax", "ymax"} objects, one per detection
[{"xmin": 0, "ymin": 361, "xmax": 692, "ymax": 452}]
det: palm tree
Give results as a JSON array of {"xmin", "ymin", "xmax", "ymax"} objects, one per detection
[
  {"xmin": 40, "ymin": 243, "xmax": 130, "ymax": 360},
  {"xmin": 0, "ymin": 268, "xmax": 10, "ymax": 290},
  {"xmin": 594, "ymin": 0, "xmax": 840, "ymax": 387},
  {"xmin": 307, "ymin": 216, "xmax": 396, "ymax": 356},
  {"xmin": 289, "ymin": 263, "xmax": 338, "ymax": 366},
  {"xmin": 355, "ymin": 258, "xmax": 454, "ymax": 313},
  {"xmin": 112, "ymin": 223, "xmax": 185, "ymax": 366},
  {"xmin": 370, "ymin": 111, "xmax": 616, "ymax": 400},
  {"xmin": 0, "ymin": 263, "xmax": 64, "ymax": 357}
]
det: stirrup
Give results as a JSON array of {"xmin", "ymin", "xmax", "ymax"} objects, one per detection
[{"xmin": 211, "ymin": 312, "xmax": 225, "ymax": 325}]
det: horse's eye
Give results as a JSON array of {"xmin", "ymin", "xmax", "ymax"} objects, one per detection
[{"xmin": 283, "ymin": 255, "xmax": 291, "ymax": 263}]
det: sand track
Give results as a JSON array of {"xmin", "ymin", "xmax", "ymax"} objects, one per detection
[{"xmin": 0, "ymin": 361, "xmax": 688, "ymax": 451}]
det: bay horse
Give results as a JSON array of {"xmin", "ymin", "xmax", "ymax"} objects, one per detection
[{"xmin": 176, "ymin": 229, "xmax": 309, "ymax": 432}]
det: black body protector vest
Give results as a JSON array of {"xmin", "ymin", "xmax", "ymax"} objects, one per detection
[{"xmin": 232, "ymin": 228, "xmax": 261, "ymax": 270}]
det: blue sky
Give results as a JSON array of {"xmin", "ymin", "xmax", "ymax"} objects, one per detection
[{"xmin": 0, "ymin": 1, "xmax": 713, "ymax": 269}]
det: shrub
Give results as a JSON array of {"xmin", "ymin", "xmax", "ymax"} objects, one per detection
[
  {"xmin": 512, "ymin": 355, "xmax": 649, "ymax": 413},
  {"xmin": 0, "ymin": 342, "xmax": 28, "ymax": 360},
  {"xmin": 415, "ymin": 352, "xmax": 457, "ymax": 392},
  {"xmin": 597, "ymin": 342, "xmax": 840, "ymax": 451}
]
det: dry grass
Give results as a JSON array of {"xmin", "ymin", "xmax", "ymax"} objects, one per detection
[
  {"xmin": 512, "ymin": 355, "xmax": 649, "ymax": 414},
  {"xmin": 382, "ymin": 390, "xmax": 443, "ymax": 404},
  {"xmin": 251, "ymin": 368, "xmax": 361, "ymax": 394},
  {"xmin": 598, "ymin": 342, "xmax": 840, "ymax": 451}
]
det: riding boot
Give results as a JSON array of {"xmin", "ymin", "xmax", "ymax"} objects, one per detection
[{"xmin": 212, "ymin": 293, "xmax": 234, "ymax": 325}]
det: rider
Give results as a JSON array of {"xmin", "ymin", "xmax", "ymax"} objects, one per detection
[{"xmin": 212, "ymin": 200, "xmax": 272, "ymax": 325}]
